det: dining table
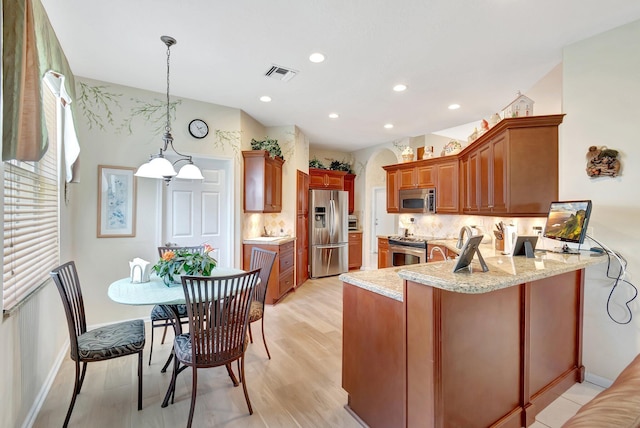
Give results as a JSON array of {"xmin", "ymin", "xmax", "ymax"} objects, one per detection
[{"xmin": 108, "ymin": 267, "xmax": 245, "ymax": 407}]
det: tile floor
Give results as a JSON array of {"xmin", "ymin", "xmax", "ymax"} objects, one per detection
[{"xmin": 532, "ymin": 381, "xmax": 605, "ymax": 427}]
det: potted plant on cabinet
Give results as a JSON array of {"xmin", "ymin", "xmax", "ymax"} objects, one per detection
[{"xmin": 250, "ymin": 138, "xmax": 283, "ymax": 160}]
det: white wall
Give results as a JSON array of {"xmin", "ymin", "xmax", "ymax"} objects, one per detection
[{"xmin": 562, "ymin": 19, "xmax": 640, "ymax": 382}]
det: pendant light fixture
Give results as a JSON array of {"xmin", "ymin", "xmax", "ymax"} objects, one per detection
[{"xmin": 135, "ymin": 36, "xmax": 204, "ymax": 184}]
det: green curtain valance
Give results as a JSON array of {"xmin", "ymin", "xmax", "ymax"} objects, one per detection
[{"xmin": 2, "ymin": 0, "xmax": 79, "ymax": 163}]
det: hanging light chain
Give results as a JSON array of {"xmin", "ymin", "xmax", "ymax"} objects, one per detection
[{"xmin": 165, "ymin": 39, "xmax": 172, "ymax": 133}]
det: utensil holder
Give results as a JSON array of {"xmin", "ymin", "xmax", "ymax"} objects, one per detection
[{"xmin": 495, "ymin": 239, "xmax": 504, "ymax": 251}]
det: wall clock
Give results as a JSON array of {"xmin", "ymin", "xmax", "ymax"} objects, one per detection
[{"xmin": 188, "ymin": 119, "xmax": 209, "ymax": 139}]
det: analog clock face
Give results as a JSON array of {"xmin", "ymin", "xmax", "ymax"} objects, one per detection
[{"xmin": 188, "ymin": 119, "xmax": 209, "ymax": 139}]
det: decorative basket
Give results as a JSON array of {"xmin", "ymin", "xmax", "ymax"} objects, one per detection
[{"xmin": 401, "ymin": 153, "xmax": 414, "ymax": 163}]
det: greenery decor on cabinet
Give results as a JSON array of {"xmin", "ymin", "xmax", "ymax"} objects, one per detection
[
  {"xmin": 309, "ymin": 157, "xmax": 326, "ymax": 169},
  {"xmin": 329, "ymin": 160, "xmax": 354, "ymax": 174},
  {"xmin": 251, "ymin": 138, "xmax": 282, "ymax": 159}
]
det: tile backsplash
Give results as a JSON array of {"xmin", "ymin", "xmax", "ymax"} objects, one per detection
[{"xmin": 398, "ymin": 214, "xmax": 547, "ymax": 244}]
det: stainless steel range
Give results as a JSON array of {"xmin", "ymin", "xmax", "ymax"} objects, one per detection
[{"xmin": 387, "ymin": 236, "xmax": 428, "ymax": 267}]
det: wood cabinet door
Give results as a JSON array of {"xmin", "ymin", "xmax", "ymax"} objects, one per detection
[
  {"xmin": 264, "ymin": 160, "xmax": 274, "ymax": 210},
  {"xmin": 386, "ymin": 170, "xmax": 399, "ymax": 213},
  {"xmin": 344, "ymin": 174, "xmax": 355, "ymax": 214},
  {"xmin": 378, "ymin": 237, "xmax": 389, "ymax": 268},
  {"xmin": 398, "ymin": 167, "xmax": 416, "ymax": 190},
  {"xmin": 309, "ymin": 172, "xmax": 326, "ymax": 188},
  {"xmin": 435, "ymin": 160, "xmax": 458, "ymax": 213},
  {"xmin": 416, "ymin": 165, "xmax": 435, "ymax": 187},
  {"xmin": 348, "ymin": 232, "xmax": 362, "ymax": 269},
  {"xmin": 325, "ymin": 173, "xmax": 344, "ymax": 189},
  {"xmin": 466, "ymin": 151, "xmax": 479, "ymax": 213},
  {"xmin": 296, "ymin": 170, "xmax": 309, "ymax": 286},
  {"xmin": 490, "ymin": 134, "xmax": 507, "ymax": 213},
  {"xmin": 478, "ymin": 144, "xmax": 492, "ymax": 213}
]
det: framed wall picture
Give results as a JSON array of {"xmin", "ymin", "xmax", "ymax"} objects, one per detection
[{"xmin": 97, "ymin": 165, "xmax": 137, "ymax": 238}]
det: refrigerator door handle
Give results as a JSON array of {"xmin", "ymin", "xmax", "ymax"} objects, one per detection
[
  {"xmin": 315, "ymin": 243, "xmax": 348, "ymax": 249},
  {"xmin": 329, "ymin": 199, "xmax": 335, "ymax": 236}
]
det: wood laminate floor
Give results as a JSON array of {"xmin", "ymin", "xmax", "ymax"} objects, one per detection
[
  {"xmin": 33, "ymin": 275, "xmax": 602, "ymax": 428},
  {"xmin": 34, "ymin": 276, "xmax": 362, "ymax": 428}
]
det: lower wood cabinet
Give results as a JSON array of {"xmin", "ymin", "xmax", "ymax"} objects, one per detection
[
  {"xmin": 243, "ymin": 240, "xmax": 295, "ymax": 304},
  {"xmin": 348, "ymin": 232, "xmax": 362, "ymax": 270},
  {"xmin": 377, "ymin": 237, "xmax": 389, "ymax": 269}
]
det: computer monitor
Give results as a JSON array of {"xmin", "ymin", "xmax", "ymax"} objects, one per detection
[{"xmin": 542, "ymin": 200, "xmax": 592, "ymax": 254}]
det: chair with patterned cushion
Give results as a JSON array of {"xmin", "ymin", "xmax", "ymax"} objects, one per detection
[
  {"xmin": 148, "ymin": 245, "xmax": 204, "ymax": 366},
  {"xmin": 248, "ymin": 247, "xmax": 277, "ymax": 359},
  {"xmin": 170, "ymin": 270, "xmax": 260, "ymax": 428},
  {"xmin": 50, "ymin": 261, "xmax": 145, "ymax": 428}
]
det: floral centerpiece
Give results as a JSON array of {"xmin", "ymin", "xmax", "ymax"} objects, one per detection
[{"xmin": 153, "ymin": 245, "xmax": 217, "ymax": 286}]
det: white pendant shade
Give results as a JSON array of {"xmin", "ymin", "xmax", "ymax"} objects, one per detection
[
  {"xmin": 135, "ymin": 157, "xmax": 177, "ymax": 178},
  {"xmin": 176, "ymin": 163, "xmax": 204, "ymax": 180}
]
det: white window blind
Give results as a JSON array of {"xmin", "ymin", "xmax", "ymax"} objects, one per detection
[{"xmin": 3, "ymin": 82, "xmax": 59, "ymax": 311}]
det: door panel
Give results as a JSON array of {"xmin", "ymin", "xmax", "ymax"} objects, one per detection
[{"xmin": 164, "ymin": 158, "xmax": 231, "ymax": 267}]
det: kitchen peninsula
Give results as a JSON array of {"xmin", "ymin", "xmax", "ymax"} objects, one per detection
[{"xmin": 340, "ymin": 250, "xmax": 606, "ymax": 428}]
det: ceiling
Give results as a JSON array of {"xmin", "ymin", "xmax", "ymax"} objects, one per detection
[{"xmin": 40, "ymin": 0, "xmax": 640, "ymax": 152}]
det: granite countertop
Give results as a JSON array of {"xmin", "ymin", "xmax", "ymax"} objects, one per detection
[
  {"xmin": 242, "ymin": 236, "xmax": 296, "ymax": 245},
  {"xmin": 340, "ymin": 251, "xmax": 607, "ymax": 300}
]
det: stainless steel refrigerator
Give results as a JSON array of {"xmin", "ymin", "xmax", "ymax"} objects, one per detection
[{"xmin": 309, "ymin": 189, "xmax": 348, "ymax": 278}]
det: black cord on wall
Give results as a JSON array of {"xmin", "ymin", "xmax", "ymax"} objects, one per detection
[{"xmin": 586, "ymin": 235, "xmax": 637, "ymax": 324}]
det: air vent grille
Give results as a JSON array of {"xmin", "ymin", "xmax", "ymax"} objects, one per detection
[{"xmin": 265, "ymin": 65, "xmax": 298, "ymax": 82}]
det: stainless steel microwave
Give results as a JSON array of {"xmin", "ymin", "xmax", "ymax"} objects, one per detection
[{"xmin": 398, "ymin": 188, "xmax": 436, "ymax": 213}]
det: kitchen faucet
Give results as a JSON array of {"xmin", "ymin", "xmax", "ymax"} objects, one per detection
[{"xmin": 456, "ymin": 226, "xmax": 473, "ymax": 249}]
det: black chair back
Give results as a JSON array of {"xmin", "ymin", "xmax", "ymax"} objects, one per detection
[
  {"xmin": 181, "ymin": 269, "xmax": 260, "ymax": 366},
  {"xmin": 50, "ymin": 261, "xmax": 87, "ymax": 361}
]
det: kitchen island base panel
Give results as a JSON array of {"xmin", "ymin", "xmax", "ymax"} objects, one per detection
[
  {"xmin": 343, "ymin": 267, "xmax": 585, "ymax": 428},
  {"xmin": 407, "ymin": 281, "xmax": 522, "ymax": 427},
  {"xmin": 342, "ymin": 283, "xmax": 405, "ymax": 428}
]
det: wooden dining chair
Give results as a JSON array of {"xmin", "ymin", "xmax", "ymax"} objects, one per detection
[
  {"xmin": 171, "ymin": 269, "xmax": 260, "ymax": 428},
  {"xmin": 149, "ymin": 245, "xmax": 205, "ymax": 366},
  {"xmin": 50, "ymin": 261, "xmax": 145, "ymax": 428},
  {"xmin": 248, "ymin": 247, "xmax": 278, "ymax": 358}
]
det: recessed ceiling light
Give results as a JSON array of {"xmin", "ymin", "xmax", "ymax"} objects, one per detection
[
  {"xmin": 260, "ymin": 96, "xmax": 272, "ymax": 102},
  {"xmin": 393, "ymin": 84, "xmax": 407, "ymax": 92},
  {"xmin": 329, "ymin": 113, "xmax": 339, "ymax": 119},
  {"xmin": 384, "ymin": 123, "xmax": 394, "ymax": 129},
  {"xmin": 448, "ymin": 103, "xmax": 461, "ymax": 110},
  {"xmin": 309, "ymin": 53, "xmax": 325, "ymax": 63}
]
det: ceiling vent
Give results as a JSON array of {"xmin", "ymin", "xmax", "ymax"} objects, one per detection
[{"xmin": 264, "ymin": 65, "xmax": 298, "ymax": 82}]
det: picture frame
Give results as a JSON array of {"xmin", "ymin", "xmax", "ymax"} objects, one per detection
[{"xmin": 97, "ymin": 165, "xmax": 137, "ymax": 238}]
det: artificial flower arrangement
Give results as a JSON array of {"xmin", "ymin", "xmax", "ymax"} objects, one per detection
[{"xmin": 153, "ymin": 244, "xmax": 217, "ymax": 286}]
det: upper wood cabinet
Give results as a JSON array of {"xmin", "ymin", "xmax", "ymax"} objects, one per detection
[
  {"xmin": 384, "ymin": 114, "xmax": 564, "ymax": 217},
  {"xmin": 383, "ymin": 157, "xmax": 459, "ymax": 214},
  {"xmin": 399, "ymin": 164, "xmax": 435, "ymax": 190},
  {"xmin": 344, "ymin": 173, "xmax": 356, "ymax": 214},
  {"xmin": 460, "ymin": 114, "xmax": 563, "ymax": 216},
  {"xmin": 309, "ymin": 168, "xmax": 346, "ymax": 190},
  {"xmin": 242, "ymin": 150, "xmax": 284, "ymax": 213},
  {"xmin": 386, "ymin": 169, "xmax": 399, "ymax": 213},
  {"xmin": 435, "ymin": 158, "xmax": 459, "ymax": 213}
]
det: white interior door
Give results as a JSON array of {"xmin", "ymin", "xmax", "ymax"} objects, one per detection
[
  {"xmin": 372, "ymin": 187, "xmax": 396, "ymax": 253},
  {"xmin": 163, "ymin": 158, "xmax": 232, "ymax": 267}
]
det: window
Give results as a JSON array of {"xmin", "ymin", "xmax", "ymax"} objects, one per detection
[{"xmin": 2, "ymin": 81, "xmax": 60, "ymax": 311}]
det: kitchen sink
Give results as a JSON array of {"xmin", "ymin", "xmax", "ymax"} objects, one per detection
[{"xmin": 248, "ymin": 236, "xmax": 284, "ymax": 242}]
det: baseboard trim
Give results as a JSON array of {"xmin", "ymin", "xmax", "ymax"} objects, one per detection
[
  {"xmin": 584, "ymin": 372, "xmax": 614, "ymax": 389},
  {"xmin": 21, "ymin": 339, "xmax": 69, "ymax": 428}
]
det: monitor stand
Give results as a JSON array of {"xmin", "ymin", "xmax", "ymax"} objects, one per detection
[
  {"xmin": 551, "ymin": 243, "xmax": 580, "ymax": 255},
  {"xmin": 523, "ymin": 240, "xmax": 535, "ymax": 258}
]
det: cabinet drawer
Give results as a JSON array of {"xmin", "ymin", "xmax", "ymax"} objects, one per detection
[
  {"xmin": 279, "ymin": 268, "xmax": 295, "ymax": 296},
  {"xmin": 278, "ymin": 241, "xmax": 294, "ymax": 272}
]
